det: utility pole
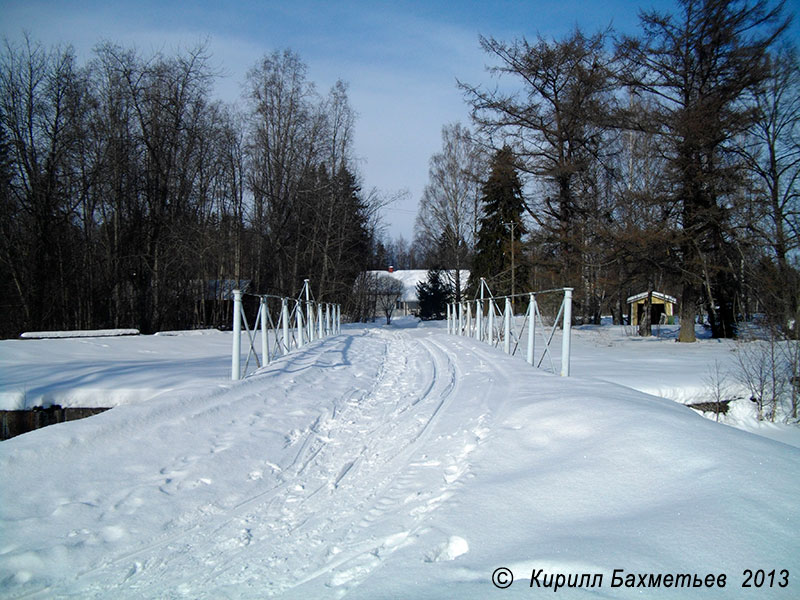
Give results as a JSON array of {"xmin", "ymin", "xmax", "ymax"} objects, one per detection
[{"xmin": 503, "ymin": 221, "xmax": 516, "ymax": 313}]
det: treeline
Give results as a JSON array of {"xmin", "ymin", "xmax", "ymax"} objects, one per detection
[
  {"xmin": 412, "ymin": 0, "xmax": 799, "ymax": 341},
  {"xmin": 0, "ymin": 40, "xmax": 380, "ymax": 336},
  {"xmin": 3, "ymin": 0, "xmax": 797, "ymax": 341}
]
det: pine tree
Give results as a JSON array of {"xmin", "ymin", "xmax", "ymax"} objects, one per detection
[{"xmin": 471, "ymin": 147, "xmax": 527, "ymax": 298}]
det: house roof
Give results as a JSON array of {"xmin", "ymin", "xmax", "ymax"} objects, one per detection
[
  {"xmin": 368, "ymin": 270, "xmax": 470, "ymax": 303},
  {"xmin": 202, "ymin": 279, "xmax": 251, "ymax": 300},
  {"xmin": 626, "ymin": 291, "xmax": 677, "ymax": 305}
]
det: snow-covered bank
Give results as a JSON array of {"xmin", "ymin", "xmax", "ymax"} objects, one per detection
[
  {"xmin": 571, "ymin": 323, "xmax": 736, "ymax": 403},
  {"xmin": 569, "ymin": 324, "xmax": 800, "ymax": 446},
  {"xmin": 19, "ymin": 329, "xmax": 140, "ymax": 339},
  {"xmin": 1, "ymin": 326, "xmax": 798, "ymax": 598},
  {"xmin": 0, "ymin": 330, "xmax": 233, "ymax": 410}
]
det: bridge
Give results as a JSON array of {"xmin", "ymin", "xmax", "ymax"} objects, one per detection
[{"xmin": 231, "ymin": 278, "xmax": 573, "ymax": 380}]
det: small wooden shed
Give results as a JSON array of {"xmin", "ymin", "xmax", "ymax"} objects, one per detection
[{"xmin": 627, "ymin": 291, "xmax": 677, "ymax": 326}]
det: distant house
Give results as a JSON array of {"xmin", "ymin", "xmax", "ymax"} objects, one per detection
[
  {"xmin": 367, "ymin": 268, "xmax": 470, "ymax": 316},
  {"xmin": 193, "ymin": 279, "xmax": 251, "ymax": 329},
  {"xmin": 627, "ymin": 291, "xmax": 677, "ymax": 326}
]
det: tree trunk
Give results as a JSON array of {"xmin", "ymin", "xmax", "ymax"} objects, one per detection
[
  {"xmin": 638, "ymin": 284, "xmax": 653, "ymax": 337},
  {"xmin": 678, "ymin": 282, "xmax": 697, "ymax": 342}
]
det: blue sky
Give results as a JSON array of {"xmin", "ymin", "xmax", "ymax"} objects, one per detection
[{"xmin": 2, "ymin": 0, "xmax": 797, "ymax": 239}]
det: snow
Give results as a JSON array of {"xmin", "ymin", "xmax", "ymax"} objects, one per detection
[
  {"xmin": 0, "ymin": 330, "xmax": 233, "ymax": 410},
  {"xmin": 1, "ymin": 319, "xmax": 799, "ymax": 598},
  {"xmin": 571, "ymin": 323, "xmax": 734, "ymax": 403},
  {"xmin": 626, "ymin": 290, "xmax": 677, "ymax": 304},
  {"xmin": 19, "ymin": 329, "xmax": 140, "ymax": 339},
  {"xmin": 153, "ymin": 329, "xmax": 225, "ymax": 336}
]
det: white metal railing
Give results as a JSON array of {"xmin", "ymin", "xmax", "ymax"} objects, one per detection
[
  {"xmin": 231, "ymin": 279, "xmax": 341, "ymax": 380},
  {"xmin": 447, "ymin": 278, "xmax": 573, "ymax": 376}
]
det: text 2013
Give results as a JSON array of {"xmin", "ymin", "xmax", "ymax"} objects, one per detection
[{"xmin": 741, "ymin": 569, "xmax": 789, "ymax": 588}]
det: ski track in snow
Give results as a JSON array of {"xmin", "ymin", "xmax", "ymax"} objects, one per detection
[{"xmin": 3, "ymin": 328, "xmax": 504, "ymax": 598}]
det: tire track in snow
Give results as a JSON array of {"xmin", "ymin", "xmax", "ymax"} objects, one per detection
[{"xmin": 61, "ymin": 329, "xmax": 409, "ymax": 597}]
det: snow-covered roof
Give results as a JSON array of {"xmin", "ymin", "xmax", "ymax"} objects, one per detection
[
  {"xmin": 368, "ymin": 269, "xmax": 470, "ymax": 303},
  {"xmin": 204, "ymin": 279, "xmax": 251, "ymax": 300},
  {"xmin": 626, "ymin": 291, "xmax": 677, "ymax": 305}
]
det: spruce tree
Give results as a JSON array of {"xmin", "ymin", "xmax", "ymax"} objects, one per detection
[
  {"xmin": 471, "ymin": 147, "xmax": 527, "ymax": 298},
  {"xmin": 417, "ymin": 269, "xmax": 450, "ymax": 320}
]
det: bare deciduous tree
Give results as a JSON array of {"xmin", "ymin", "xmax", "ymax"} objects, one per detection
[
  {"xmin": 0, "ymin": 36, "xmax": 86, "ymax": 333},
  {"xmin": 414, "ymin": 122, "xmax": 483, "ymax": 302},
  {"xmin": 737, "ymin": 46, "xmax": 800, "ymax": 333},
  {"xmin": 375, "ymin": 275, "xmax": 405, "ymax": 325},
  {"xmin": 460, "ymin": 28, "xmax": 617, "ymax": 318}
]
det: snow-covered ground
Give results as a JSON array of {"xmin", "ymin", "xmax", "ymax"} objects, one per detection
[
  {"xmin": 1, "ymin": 320, "xmax": 798, "ymax": 598},
  {"xmin": 0, "ymin": 329, "xmax": 234, "ymax": 410},
  {"xmin": 5, "ymin": 319, "xmax": 794, "ymax": 446},
  {"xmin": 570, "ymin": 323, "xmax": 800, "ymax": 448}
]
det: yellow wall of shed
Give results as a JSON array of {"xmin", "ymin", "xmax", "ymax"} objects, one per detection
[{"xmin": 629, "ymin": 298, "xmax": 674, "ymax": 325}]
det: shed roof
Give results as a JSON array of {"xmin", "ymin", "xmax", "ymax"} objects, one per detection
[{"xmin": 626, "ymin": 291, "xmax": 677, "ymax": 305}]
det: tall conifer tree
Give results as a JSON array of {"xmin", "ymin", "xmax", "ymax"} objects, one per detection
[
  {"xmin": 471, "ymin": 147, "xmax": 526, "ymax": 298},
  {"xmin": 618, "ymin": 0, "xmax": 789, "ymax": 340}
]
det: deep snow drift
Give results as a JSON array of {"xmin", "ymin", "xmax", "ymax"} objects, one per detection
[{"xmin": 1, "ymin": 322, "xmax": 798, "ymax": 598}]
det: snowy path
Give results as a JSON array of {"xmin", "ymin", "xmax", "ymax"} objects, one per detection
[
  {"xmin": 2, "ymin": 328, "xmax": 501, "ymax": 598},
  {"xmin": 113, "ymin": 330, "xmax": 485, "ymax": 598},
  {"xmin": 1, "ymin": 325, "xmax": 799, "ymax": 598}
]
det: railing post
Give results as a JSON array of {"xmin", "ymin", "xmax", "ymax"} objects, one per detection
[
  {"xmin": 466, "ymin": 301, "xmax": 472, "ymax": 338},
  {"xmin": 474, "ymin": 299, "xmax": 481, "ymax": 340},
  {"xmin": 561, "ymin": 287, "xmax": 573, "ymax": 377},
  {"xmin": 296, "ymin": 301, "xmax": 304, "ymax": 348},
  {"xmin": 488, "ymin": 300, "xmax": 495, "ymax": 346},
  {"xmin": 318, "ymin": 303, "xmax": 324, "ymax": 339},
  {"xmin": 458, "ymin": 303, "xmax": 464, "ymax": 335},
  {"xmin": 479, "ymin": 281, "xmax": 485, "ymax": 341},
  {"xmin": 527, "ymin": 293, "xmax": 535, "ymax": 366},
  {"xmin": 282, "ymin": 298, "xmax": 290, "ymax": 355},
  {"xmin": 231, "ymin": 289, "xmax": 242, "ymax": 380},
  {"xmin": 326, "ymin": 303, "xmax": 331, "ymax": 336},
  {"xmin": 504, "ymin": 297, "xmax": 511, "ymax": 355},
  {"xmin": 446, "ymin": 303, "xmax": 451, "ymax": 334},
  {"xmin": 337, "ymin": 304, "xmax": 341, "ymax": 333},
  {"xmin": 304, "ymin": 279, "xmax": 313, "ymax": 342},
  {"xmin": 260, "ymin": 296, "xmax": 270, "ymax": 365}
]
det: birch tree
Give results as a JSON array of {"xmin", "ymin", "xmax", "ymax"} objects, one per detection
[{"xmin": 414, "ymin": 123, "xmax": 483, "ymax": 302}]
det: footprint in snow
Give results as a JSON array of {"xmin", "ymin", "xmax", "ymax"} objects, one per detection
[{"xmin": 425, "ymin": 535, "xmax": 469, "ymax": 562}]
